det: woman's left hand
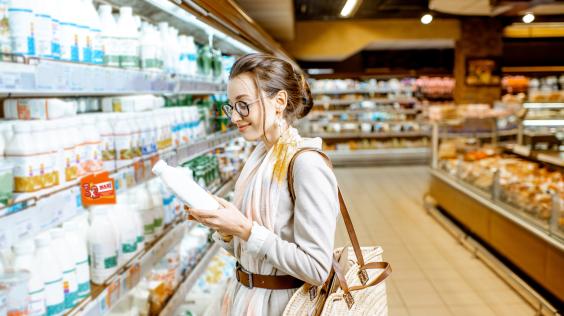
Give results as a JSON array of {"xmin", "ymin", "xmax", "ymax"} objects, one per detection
[{"xmin": 187, "ymin": 196, "xmax": 253, "ymax": 241}]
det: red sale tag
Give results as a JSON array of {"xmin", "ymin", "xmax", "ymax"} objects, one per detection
[{"xmin": 80, "ymin": 171, "xmax": 116, "ymax": 206}]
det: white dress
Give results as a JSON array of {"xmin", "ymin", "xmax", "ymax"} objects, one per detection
[{"xmin": 209, "ymin": 151, "xmax": 339, "ymax": 316}]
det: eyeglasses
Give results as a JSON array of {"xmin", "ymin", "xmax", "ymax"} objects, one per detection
[{"xmin": 222, "ymin": 99, "xmax": 260, "ymax": 119}]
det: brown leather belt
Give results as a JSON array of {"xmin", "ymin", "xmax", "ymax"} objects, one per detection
[{"xmin": 235, "ymin": 263, "xmax": 304, "ymax": 290}]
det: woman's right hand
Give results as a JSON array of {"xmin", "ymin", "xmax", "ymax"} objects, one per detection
[{"xmin": 184, "ymin": 205, "xmax": 234, "ymax": 242}]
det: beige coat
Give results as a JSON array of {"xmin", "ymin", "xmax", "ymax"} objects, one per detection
[{"xmin": 210, "ymin": 150, "xmax": 339, "ymax": 315}]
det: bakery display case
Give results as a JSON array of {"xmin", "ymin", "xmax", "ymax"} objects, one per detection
[
  {"xmin": 428, "ymin": 120, "xmax": 564, "ymax": 303},
  {"xmin": 518, "ymin": 102, "xmax": 564, "ymax": 150}
]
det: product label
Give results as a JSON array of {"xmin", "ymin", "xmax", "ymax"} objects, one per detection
[
  {"xmin": 143, "ymin": 223, "xmax": 154, "ymax": 235},
  {"xmin": 80, "ymin": 171, "xmax": 116, "ymax": 205},
  {"xmin": 104, "ymin": 255, "xmax": 117, "ymax": 269},
  {"xmin": 44, "ymin": 277, "xmax": 65, "ymax": 316},
  {"xmin": 153, "ymin": 217, "xmax": 163, "ymax": 229},
  {"xmin": 114, "ymin": 133, "xmax": 134, "ymax": 161},
  {"xmin": 89, "ymin": 243, "xmax": 118, "ymax": 283},
  {"xmin": 59, "ymin": 22, "xmax": 78, "ymax": 62},
  {"xmin": 119, "ymin": 38, "xmax": 140, "ymax": 68},
  {"xmin": 64, "ymin": 147, "xmax": 78, "ymax": 181},
  {"xmin": 101, "ymin": 134, "xmax": 116, "ymax": 161},
  {"xmin": 76, "ymin": 259, "xmax": 91, "ymax": 298},
  {"xmin": 35, "ymin": 14, "xmax": 53, "ymax": 58},
  {"xmin": 51, "ymin": 19, "xmax": 61, "ymax": 59},
  {"xmin": 102, "ymin": 36, "xmax": 119, "ymax": 67},
  {"xmin": 8, "ymin": 7, "xmax": 34, "ymax": 55},
  {"xmin": 137, "ymin": 235, "xmax": 144, "ymax": 244},
  {"xmin": 122, "ymin": 241, "xmax": 137, "ymax": 254},
  {"xmin": 62, "ymin": 269, "xmax": 78, "ymax": 308},
  {"xmin": 29, "ymin": 287, "xmax": 46, "ymax": 316},
  {"xmin": 82, "ymin": 142, "xmax": 102, "ymax": 173},
  {"xmin": 8, "ymin": 152, "xmax": 55, "ymax": 192}
]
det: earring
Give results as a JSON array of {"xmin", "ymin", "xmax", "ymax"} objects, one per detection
[{"xmin": 277, "ymin": 116, "xmax": 284, "ymax": 130}]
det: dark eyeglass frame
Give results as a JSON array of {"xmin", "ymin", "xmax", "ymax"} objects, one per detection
[{"xmin": 222, "ymin": 98, "xmax": 261, "ymax": 119}]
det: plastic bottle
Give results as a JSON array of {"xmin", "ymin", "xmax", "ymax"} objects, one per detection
[
  {"xmin": 44, "ymin": 121, "xmax": 63, "ymax": 186},
  {"xmin": 58, "ymin": 122, "xmax": 77, "ymax": 183},
  {"xmin": 83, "ymin": 0, "xmax": 102, "ymax": 64},
  {"xmin": 152, "ymin": 160, "xmax": 220, "ymax": 210},
  {"xmin": 58, "ymin": 0, "xmax": 77, "ymax": 61},
  {"xmin": 12, "ymin": 239, "xmax": 46, "ymax": 316},
  {"xmin": 140, "ymin": 23, "xmax": 161, "ymax": 71},
  {"xmin": 50, "ymin": 228, "xmax": 78, "ymax": 311},
  {"xmin": 50, "ymin": 0, "xmax": 61, "ymax": 59},
  {"xmin": 4, "ymin": 122, "xmax": 38, "ymax": 192},
  {"xmin": 96, "ymin": 114, "xmax": 115, "ymax": 171},
  {"xmin": 8, "ymin": 0, "xmax": 34, "ymax": 56},
  {"xmin": 169, "ymin": 27, "xmax": 180, "ymax": 74},
  {"xmin": 112, "ymin": 114, "xmax": 133, "ymax": 169},
  {"xmin": 62, "ymin": 221, "xmax": 91, "ymax": 300},
  {"xmin": 72, "ymin": 0, "xmax": 90, "ymax": 63},
  {"xmin": 33, "ymin": 0, "xmax": 53, "ymax": 58},
  {"xmin": 0, "ymin": 0, "xmax": 11, "ymax": 58},
  {"xmin": 88, "ymin": 206, "xmax": 119, "ymax": 285},
  {"xmin": 147, "ymin": 183, "xmax": 164, "ymax": 236},
  {"xmin": 121, "ymin": 194, "xmax": 145, "ymax": 251},
  {"xmin": 178, "ymin": 35, "xmax": 188, "ymax": 76},
  {"xmin": 133, "ymin": 187, "xmax": 156, "ymax": 243},
  {"xmin": 35, "ymin": 232, "xmax": 65, "ymax": 316},
  {"xmin": 80, "ymin": 115, "xmax": 103, "ymax": 174},
  {"xmin": 128, "ymin": 113, "xmax": 141, "ymax": 161},
  {"xmin": 158, "ymin": 22, "xmax": 171, "ymax": 73},
  {"xmin": 98, "ymin": 4, "xmax": 118, "ymax": 66},
  {"xmin": 186, "ymin": 36, "xmax": 198, "ymax": 77},
  {"xmin": 116, "ymin": 7, "xmax": 139, "ymax": 69},
  {"xmin": 111, "ymin": 204, "xmax": 138, "ymax": 262}
]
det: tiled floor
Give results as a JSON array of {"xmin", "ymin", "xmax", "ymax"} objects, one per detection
[{"xmin": 333, "ymin": 166, "xmax": 536, "ymax": 316}]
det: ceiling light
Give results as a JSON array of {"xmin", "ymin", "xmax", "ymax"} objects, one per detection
[
  {"xmin": 522, "ymin": 13, "xmax": 535, "ymax": 24},
  {"xmin": 421, "ymin": 13, "xmax": 433, "ymax": 25},
  {"xmin": 340, "ymin": 0, "xmax": 359, "ymax": 17}
]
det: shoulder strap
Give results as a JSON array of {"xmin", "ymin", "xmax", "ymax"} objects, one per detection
[{"xmin": 287, "ymin": 148, "xmax": 366, "ymax": 271}]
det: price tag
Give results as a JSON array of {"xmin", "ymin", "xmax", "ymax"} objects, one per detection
[
  {"xmin": 80, "ymin": 172, "xmax": 116, "ymax": 206},
  {"xmin": 133, "ymin": 160, "xmax": 145, "ymax": 183},
  {"xmin": 125, "ymin": 263, "xmax": 141, "ymax": 290}
]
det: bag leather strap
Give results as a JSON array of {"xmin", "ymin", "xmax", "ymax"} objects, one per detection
[{"xmin": 288, "ymin": 148, "xmax": 366, "ymax": 269}]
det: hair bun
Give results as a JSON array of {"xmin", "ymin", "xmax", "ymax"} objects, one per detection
[{"xmin": 294, "ymin": 69, "xmax": 313, "ymax": 119}]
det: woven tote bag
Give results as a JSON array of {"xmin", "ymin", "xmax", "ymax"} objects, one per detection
[{"xmin": 283, "ymin": 148, "xmax": 392, "ymax": 316}]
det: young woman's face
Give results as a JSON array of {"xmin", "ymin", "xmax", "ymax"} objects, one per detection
[{"xmin": 227, "ymin": 72, "xmax": 283, "ymax": 142}]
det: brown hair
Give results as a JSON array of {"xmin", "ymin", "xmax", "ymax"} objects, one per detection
[{"xmin": 229, "ymin": 53, "xmax": 313, "ymax": 123}]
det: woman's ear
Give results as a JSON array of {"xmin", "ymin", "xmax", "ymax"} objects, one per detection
[{"xmin": 275, "ymin": 90, "xmax": 288, "ymax": 113}]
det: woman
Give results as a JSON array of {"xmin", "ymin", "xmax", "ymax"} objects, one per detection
[{"xmin": 188, "ymin": 53, "xmax": 339, "ymax": 315}]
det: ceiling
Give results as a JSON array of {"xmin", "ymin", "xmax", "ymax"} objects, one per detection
[
  {"xmin": 235, "ymin": 0, "xmax": 295, "ymax": 41},
  {"xmin": 295, "ymin": 0, "xmax": 435, "ymax": 20}
]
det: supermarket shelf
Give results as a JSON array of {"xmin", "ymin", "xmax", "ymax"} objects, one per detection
[
  {"xmin": 159, "ymin": 243, "xmax": 221, "ymax": 316},
  {"xmin": 440, "ymin": 128, "xmax": 519, "ymax": 138},
  {"xmin": 523, "ymin": 119, "xmax": 564, "ymax": 127},
  {"xmin": 0, "ymin": 60, "xmax": 223, "ymax": 97},
  {"xmin": 311, "ymin": 88, "xmax": 411, "ymax": 95},
  {"xmin": 313, "ymin": 97, "xmax": 416, "ymax": 106},
  {"xmin": 504, "ymin": 145, "xmax": 564, "ymax": 168},
  {"xmin": 0, "ymin": 130, "xmax": 239, "ymax": 250},
  {"xmin": 523, "ymin": 102, "xmax": 564, "ymax": 109},
  {"xmin": 430, "ymin": 169, "xmax": 563, "ymax": 251},
  {"xmin": 309, "ymin": 108, "xmax": 421, "ymax": 116},
  {"xmin": 305, "ymin": 131, "xmax": 431, "ymax": 139},
  {"xmin": 326, "ymin": 147, "xmax": 431, "ymax": 166},
  {"xmin": 69, "ymin": 222, "xmax": 190, "ymax": 316}
]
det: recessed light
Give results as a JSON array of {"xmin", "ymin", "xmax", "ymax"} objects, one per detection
[
  {"xmin": 340, "ymin": 0, "xmax": 359, "ymax": 17},
  {"xmin": 522, "ymin": 13, "xmax": 535, "ymax": 24},
  {"xmin": 421, "ymin": 14, "xmax": 433, "ymax": 25}
]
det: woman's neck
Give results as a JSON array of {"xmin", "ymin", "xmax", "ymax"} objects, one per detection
[{"xmin": 262, "ymin": 123, "xmax": 289, "ymax": 149}]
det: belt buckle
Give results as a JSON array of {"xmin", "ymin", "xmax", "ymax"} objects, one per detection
[{"xmin": 237, "ymin": 263, "xmax": 253, "ymax": 289}]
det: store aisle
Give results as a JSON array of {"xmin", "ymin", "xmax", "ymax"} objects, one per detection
[{"xmin": 333, "ymin": 166, "xmax": 535, "ymax": 316}]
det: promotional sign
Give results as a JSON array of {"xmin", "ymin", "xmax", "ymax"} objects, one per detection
[{"xmin": 80, "ymin": 171, "xmax": 116, "ymax": 205}]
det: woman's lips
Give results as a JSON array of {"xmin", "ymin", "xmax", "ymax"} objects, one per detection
[{"xmin": 238, "ymin": 124, "xmax": 251, "ymax": 131}]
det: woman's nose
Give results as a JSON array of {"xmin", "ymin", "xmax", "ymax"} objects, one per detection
[{"xmin": 231, "ymin": 110, "xmax": 242, "ymax": 124}]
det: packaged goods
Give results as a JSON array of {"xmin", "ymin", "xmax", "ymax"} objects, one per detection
[
  {"xmin": 8, "ymin": 0, "xmax": 35, "ymax": 56},
  {"xmin": 88, "ymin": 206, "xmax": 119, "ymax": 284},
  {"xmin": 0, "ymin": 270, "xmax": 30, "ymax": 316},
  {"xmin": 116, "ymin": 7, "xmax": 139, "ymax": 69},
  {"xmin": 12, "ymin": 239, "xmax": 46, "ymax": 316},
  {"xmin": 50, "ymin": 228, "xmax": 78, "ymax": 311},
  {"xmin": 3, "ymin": 98, "xmax": 77, "ymax": 120},
  {"xmin": 35, "ymin": 233, "xmax": 65, "ymax": 316},
  {"xmin": 62, "ymin": 221, "xmax": 91, "ymax": 300},
  {"xmin": 98, "ymin": 4, "xmax": 119, "ymax": 66}
]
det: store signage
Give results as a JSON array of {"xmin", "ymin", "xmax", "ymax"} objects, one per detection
[{"xmin": 80, "ymin": 171, "xmax": 116, "ymax": 205}]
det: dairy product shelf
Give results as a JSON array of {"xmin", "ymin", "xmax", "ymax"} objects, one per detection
[
  {"xmin": 326, "ymin": 147, "xmax": 431, "ymax": 166},
  {"xmin": 311, "ymin": 88, "xmax": 412, "ymax": 95},
  {"xmin": 313, "ymin": 97, "xmax": 417, "ymax": 106},
  {"xmin": 303, "ymin": 131, "xmax": 431, "ymax": 139},
  {"xmin": 0, "ymin": 60, "xmax": 223, "ymax": 97},
  {"xmin": 158, "ymin": 243, "xmax": 221, "ymax": 316},
  {"xmin": 69, "ymin": 169, "xmax": 238, "ymax": 316},
  {"xmin": 0, "ymin": 130, "xmax": 239, "ymax": 250},
  {"xmin": 68, "ymin": 221, "xmax": 190, "ymax": 316}
]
